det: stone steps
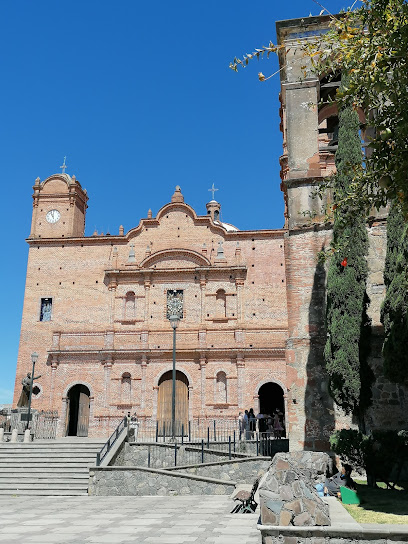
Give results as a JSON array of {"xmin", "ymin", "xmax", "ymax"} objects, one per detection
[
  {"xmin": 0, "ymin": 440, "xmax": 104, "ymax": 496},
  {"xmin": 0, "ymin": 489, "xmax": 88, "ymax": 496}
]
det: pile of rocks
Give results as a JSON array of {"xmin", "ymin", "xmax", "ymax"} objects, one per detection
[{"xmin": 259, "ymin": 452, "xmax": 332, "ymax": 526}]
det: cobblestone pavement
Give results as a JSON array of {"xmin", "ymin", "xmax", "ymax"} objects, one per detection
[{"xmin": 0, "ymin": 495, "xmax": 260, "ymax": 544}]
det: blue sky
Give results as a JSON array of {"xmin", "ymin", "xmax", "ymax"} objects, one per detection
[{"xmin": 0, "ymin": 0, "xmax": 352, "ymax": 404}]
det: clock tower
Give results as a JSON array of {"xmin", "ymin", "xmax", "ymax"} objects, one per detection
[{"xmin": 29, "ymin": 173, "xmax": 88, "ymax": 239}]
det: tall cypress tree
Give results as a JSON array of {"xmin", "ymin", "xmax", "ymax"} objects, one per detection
[
  {"xmin": 324, "ymin": 74, "xmax": 372, "ymax": 424},
  {"xmin": 381, "ymin": 203, "xmax": 408, "ymax": 382}
]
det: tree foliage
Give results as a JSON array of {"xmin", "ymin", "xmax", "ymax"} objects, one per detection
[
  {"xmin": 230, "ymin": 0, "xmax": 408, "ymax": 215},
  {"xmin": 324, "ymin": 74, "xmax": 373, "ymax": 420},
  {"xmin": 381, "ymin": 205, "xmax": 408, "ymax": 383},
  {"xmin": 308, "ymin": 0, "xmax": 408, "ymax": 216},
  {"xmin": 330, "ymin": 428, "xmax": 408, "ymax": 487}
]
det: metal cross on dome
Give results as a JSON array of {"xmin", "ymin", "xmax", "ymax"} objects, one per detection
[
  {"xmin": 60, "ymin": 156, "xmax": 67, "ymax": 174},
  {"xmin": 208, "ymin": 183, "xmax": 218, "ymax": 200}
]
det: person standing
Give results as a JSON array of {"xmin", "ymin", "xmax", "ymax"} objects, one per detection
[
  {"xmin": 248, "ymin": 408, "xmax": 256, "ymax": 439},
  {"xmin": 257, "ymin": 412, "xmax": 266, "ymax": 435},
  {"xmin": 238, "ymin": 412, "xmax": 245, "ymax": 440},
  {"xmin": 273, "ymin": 410, "xmax": 284, "ymax": 439},
  {"xmin": 243, "ymin": 410, "xmax": 249, "ymax": 440}
]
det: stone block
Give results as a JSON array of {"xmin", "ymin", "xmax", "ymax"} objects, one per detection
[
  {"xmin": 259, "ymin": 489, "xmax": 280, "ymax": 501},
  {"xmin": 285, "ymin": 470, "xmax": 297, "ymax": 484},
  {"xmin": 265, "ymin": 476, "xmax": 279, "ymax": 493},
  {"xmin": 276, "ymin": 459, "xmax": 290, "ymax": 470},
  {"xmin": 262, "ymin": 537, "xmax": 276, "ymax": 544},
  {"xmin": 285, "ymin": 499, "xmax": 302, "ymax": 514},
  {"xmin": 283, "ymin": 538, "xmax": 297, "ymax": 544},
  {"xmin": 279, "ymin": 509, "xmax": 293, "ymax": 526},
  {"xmin": 293, "ymin": 512, "xmax": 312, "ymax": 526},
  {"xmin": 280, "ymin": 485, "xmax": 294, "ymax": 501},
  {"xmin": 315, "ymin": 509, "xmax": 331, "ymax": 526},
  {"xmin": 265, "ymin": 499, "xmax": 283, "ymax": 514},
  {"xmin": 292, "ymin": 481, "xmax": 302, "ymax": 497},
  {"xmin": 261, "ymin": 505, "xmax": 278, "ymax": 525},
  {"xmin": 303, "ymin": 498, "xmax": 317, "ymax": 516}
]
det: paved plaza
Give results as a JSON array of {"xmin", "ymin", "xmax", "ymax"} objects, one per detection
[{"xmin": 0, "ymin": 495, "xmax": 260, "ymax": 544}]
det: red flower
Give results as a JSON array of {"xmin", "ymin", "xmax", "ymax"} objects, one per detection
[{"xmin": 341, "ymin": 258, "xmax": 348, "ymax": 267}]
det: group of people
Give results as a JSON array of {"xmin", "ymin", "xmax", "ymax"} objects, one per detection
[{"xmin": 238, "ymin": 408, "xmax": 285, "ymax": 439}]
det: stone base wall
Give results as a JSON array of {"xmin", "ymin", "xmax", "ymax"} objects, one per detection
[
  {"xmin": 88, "ymin": 466, "xmax": 236, "ymax": 496},
  {"xmin": 259, "ymin": 452, "xmax": 332, "ymax": 526},
  {"xmin": 114, "ymin": 442, "xmax": 255, "ymax": 468},
  {"xmin": 259, "ymin": 526, "xmax": 408, "ymax": 544},
  {"xmin": 168, "ymin": 457, "xmax": 271, "ymax": 483}
]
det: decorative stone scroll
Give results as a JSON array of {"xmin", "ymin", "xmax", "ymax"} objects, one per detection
[{"xmin": 259, "ymin": 452, "xmax": 332, "ymax": 526}]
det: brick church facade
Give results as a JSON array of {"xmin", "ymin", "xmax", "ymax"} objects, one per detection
[{"xmin": 13, "ymin": 15, "xmax": 408, "ymax": 447}]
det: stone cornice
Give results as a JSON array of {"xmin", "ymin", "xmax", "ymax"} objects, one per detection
[{"xmin": 47, "ymin": 347, "xmax": 287, "ymax": 360}]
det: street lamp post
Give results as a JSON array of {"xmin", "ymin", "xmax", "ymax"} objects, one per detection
[
  {"xmin": 26, "ymin": 352, "xmax": 38, "ymax": 431},
  {"xmin": 168, "ymin": 314, "xmax": 180, "ymax": 441}
]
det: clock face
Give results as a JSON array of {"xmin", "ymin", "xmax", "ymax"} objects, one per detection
[{"xmin": 46, "ymin": 209, "xmax": 61, "ymax": 224}]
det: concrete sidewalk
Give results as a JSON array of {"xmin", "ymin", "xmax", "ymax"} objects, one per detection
[{"xmin": 0, "ymin": 495, "xmax": 260, "ymax": 544}]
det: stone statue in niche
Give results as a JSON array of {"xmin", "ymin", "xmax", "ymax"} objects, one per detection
[{"xmin": 166, "ymin": 289, "xmax": 183, "ymax": 319}]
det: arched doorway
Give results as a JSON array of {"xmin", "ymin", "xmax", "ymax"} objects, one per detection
[
  {"xmin": 157, "ymin": 370, "xmax": 189, "ymax": 436},
  {"xmin": 258, "ymin": 382, "xmax": 286, "ymax": 436},
  {"xmin": 65, "ymin": 384, "xmax": 90, "ymax": 437}
]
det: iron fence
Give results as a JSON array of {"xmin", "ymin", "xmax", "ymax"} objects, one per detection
[
  {"xmin": 135, "ymin": 418, "xmax": 241, "ymax": 443},
  {"xmin": 133, "ymin": 434, "xmax": 288, "ymax": 468},
  {"xmin": 33, "ymin": 410, "xmax": 59, "ymax": 439},
  {"xmin": 3, "ymin": 409, "xmax": 59, "ymax": 439},
  {"xmin": 134, "ymin": 419, "xmax": 287, "ymax": 444}
]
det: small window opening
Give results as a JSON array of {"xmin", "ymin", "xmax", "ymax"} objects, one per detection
[{"xmin": 40, "ymin": 298, "xmax": 52, "ymax": 322}]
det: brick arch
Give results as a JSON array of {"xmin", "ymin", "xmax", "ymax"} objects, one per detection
[
  {"xmin": 63, "ymin": 381, "xmax": 94, "ymax": 398},
  {"xmin": 254, "ymin": 378, "xmax": 287, "ymax": 397},
  {"xmin": 156, "ymin": 202, "xmax": 198, "ymax": 222},
  {"xmin": 154, "ymin": 366, "xmax": 193, "ymax": 388},
  {"xmin": 140, "ymin": 248, "xmax": 211, "ymax": 268}
]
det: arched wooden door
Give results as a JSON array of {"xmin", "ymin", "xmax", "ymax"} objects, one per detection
[
  {"xmin": 157, "ymin": 370, "xmax": 189, "ymax": 436},
  {"xmin": 66, "ymin": 384, "xmax": 90, "ymax": 437}
]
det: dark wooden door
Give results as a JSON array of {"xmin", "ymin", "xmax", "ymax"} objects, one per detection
[
  {"xmin": 77, "ymin": 385, "xmax": 90, "ymax": 437},
  {"xmin": 158, "ymin": 371, "xmax": 189, "ymax": 435}
]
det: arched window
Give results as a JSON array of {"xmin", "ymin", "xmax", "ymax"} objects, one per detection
[
  {"xmin": 216, "ymin": 289, "xmax": 226, "ymax": 317},
  {"xmin": 216, "ymin": 371, "xmax": 227, "ymax": 404},
  {"xmin": 121, "ymin": 372, "xmax": 131, "ymax": 404},
  {"xmin": 125, "ymin": 292, "xmax": 136, "ymax": 319}
]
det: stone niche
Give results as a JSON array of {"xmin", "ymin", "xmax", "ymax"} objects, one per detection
[{"xmin": 259, "ymin": 452, "xmax": 332, "ymax": 526}]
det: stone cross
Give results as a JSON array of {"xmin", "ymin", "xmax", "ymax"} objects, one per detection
[
  {"xmin": 208, "ymin": 183, "xmax": 218, "ymax": 200},
  {"xmin": 60, "ymin": 156, "xmax": 67, "ymax": 173}
]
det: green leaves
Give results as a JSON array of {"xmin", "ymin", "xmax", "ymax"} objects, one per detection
[
  {"xmin": 324, "ymin": 73, "xmax": 372, "ymax": 419},
  {"xmin": 308, "ymin": 0, "xmax": 408, "ymax": 215}
]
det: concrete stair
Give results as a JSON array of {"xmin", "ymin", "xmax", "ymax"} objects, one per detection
[{"xmin": 0, "ymin": 438, "xmax": 105, "ymax": 496}]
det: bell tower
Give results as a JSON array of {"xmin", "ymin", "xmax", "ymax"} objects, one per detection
[
  {"xmin": 276, "ymin": 15, "xmax": 335, "ymax": 451},
  {"xmin": 29, "ymin": 173, "xmax": 88, "ymax": 239}
]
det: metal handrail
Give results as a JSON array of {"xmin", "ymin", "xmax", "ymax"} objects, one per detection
[{"xmin": 96, "ymin": 416, "xmax": 127, "ymax": 466}]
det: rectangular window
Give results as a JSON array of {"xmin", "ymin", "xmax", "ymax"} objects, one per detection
[
  {"xmin": 166, "ymin": 289, "xmax": 183, "ymax": 319},
  {"xmin": 40, "ymin": 298, "xmax": 52, "ymax": 322}
]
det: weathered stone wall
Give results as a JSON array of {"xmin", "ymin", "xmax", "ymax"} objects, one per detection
[
  {"xmin": 168, "ymin": 457, "xmax": 271, "ymax": 484},
  {"xmin": 88, "ymin": 466, "xmax": 236, "ymax": 496},
  {"xmin": 259, "ymin": 452, "xmax": 332, "ymax": 526},
  {"xmin": 114, "ymin": 443, "xmax": 254, "ymax": 468},
  {"xmin": 260, "ymin": 527, "xmax": 408, "ymax": 544}
]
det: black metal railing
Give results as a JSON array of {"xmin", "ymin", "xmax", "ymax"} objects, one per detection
[
  {"xmin": 135, "ymin": 418, "xmax": 287, "ymax": 444},
  {"xmin": 96, "ymin": 415, "xmax": 127, "ymax": 466},
  {"xmin": 33, "ymin": 410, "xmax": 58, "ymax": 439},
  {"xmin": 131, "ymin": 434, "xmax": 288, "ymax": 468}
]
